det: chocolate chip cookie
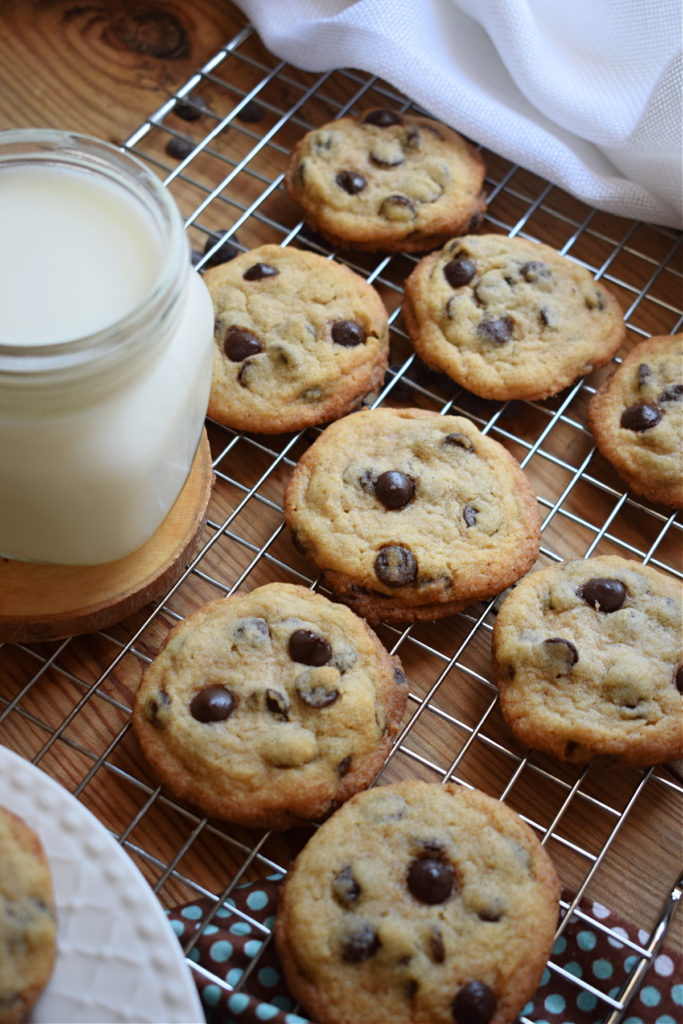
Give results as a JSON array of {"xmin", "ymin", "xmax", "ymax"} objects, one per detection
[
  {"xmin": 492, "ymin": 556, "xmax": 683, "ymax": 766},
  {"xmin": 0, "ymin": 807, "xmax": 57, "ymax": 1023},
  {"xmin": 587, "ymin": 333, "xmax": 683, "ymax": 508},
  {"xmin": 284, "ymin": 406, "xmax": 541, "ymax": 623},
  {"xmin": 204, "ymin": 244, "xmax": 389, "ymax": 433},
  {"xmin": 275, "ymin": 779, "xmax": 560, "ymax": 1024},
  {"xmin": 131, "ymin": 583, "xmax": 407, "ymax": 829},
  {"xmin": 403, "ymin": 233, "xmax": 625, "ymax": 400},
  {"xmin": 285, "ymin": 108, "xmax": 486, "ymax": 253}
]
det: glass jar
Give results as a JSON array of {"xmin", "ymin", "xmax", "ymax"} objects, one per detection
[{"xmin": 0, "ymin": 129, "xmax": 214, "ymax": 565}]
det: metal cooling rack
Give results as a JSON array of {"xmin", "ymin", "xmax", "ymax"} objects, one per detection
[{"xmin": 1, "ymin": 17, "xmax": 682, "ymax": 1024}]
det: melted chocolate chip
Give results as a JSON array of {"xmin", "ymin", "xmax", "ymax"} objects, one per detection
[
  {"xmin": 331, "ymin": 319, "xmax": 366, "ymax": 347},
  {"xmin": 147, "ymin": 690, "xmax": 171, "ymax": 728},
  {"xmin": 222, "ymin": 326, "xmax": 263, "ymax": 361},
  {"xmin": 477, "ymin": 316, "xmax": 513, "ymax": 344},
  {"xmin": 659, "ymin": 383, "xmax": 683, "ymax": 403},
  {"xmin": 477, "ymin": 902, "xmax": 503, "ymax": 922},
  {"xmin": 336, "ymin": 170, "xmax": 367, "ymax": 194},
  {"xmin": 674, "ymin": 665, "xmax": 683, "ymax": 694},
  {"xmin": 174, "ymin": 96, "xmax": 210, "ymax": 121},
  {"xmin": 430, "ymin": 925, "xmax": 445, "ymax": 963},
  {"xmin": 539, "ymin": 307, "xmax": 551, "ymax": 327},
  {"xmin": 444, "ymin": 256, "xmax": 476, "ymax": 288},
  {"xmin": 203, "ymin": 230, "xmax": 239, "ymax": 267},
  {"xmin": 521, "ymin": 260, "xmax": 551, "ymax": 283},
  {"xmin": 578, "ymin": 577, "xmax": 627, "ymax": 613},
  {"xmin": 543, "ymin": 637, "xmax": 579, "ymax": 669},
  {"xmin": 288, "ymin": 629, "xmax": 332, "ymax": 666},
  {"xmin": 407, "ymin": 857, "xmax": 454, "ymax": 904},
  {"xmin": 637, "ymin": 363, "xmax": 650, "ymax": 387},
  {"xmin": 243, "ymin": 262, "xmax": 278, "ymax": 281},
  {"xmin": 463, "ymin": 504, "xmax": 477, "ymax": 527},
  {"xmin": 451, "ymin": 980, "xmax": 497, "ymax": 1024},
  {"xmin": 190, "ymin": 686, "xmax": 235, "ymax": 723},
  {"xmin": 444, "ymin": 432, "xmax": 474, "ymax": 453},
  {"xmin": 332, "ymin": 865, "xmax": 360, "ymax": 907},
  {"xmin": 338, "ymin": 754, "xmax": 352, "ymax": 776},
  {"xmin": 265, "ymin": 689, "xmax": 289, "ymax": 721},
  {"xmin": 375, "ymin": 470, "xmax": 415, "ymax": 510},
  {"xmin": 620, "ymin": 402, "xmax": 662, "ymax": 431},
  {"xmin": 341, "ymin": 921, "xmax": 380, "ymax": 962},
  {"xmin": 375, "ymin": 545, "xmax": 418, "ymax": 587},
  {"xmin": 364, "ymin": 109, "xmax": 402, "ymax": 127},
  {"xmin": 296, "ymin": 675, "xmax": 339, "ymax": 708},
  {"xmin": 379, "ymin": 194, "xmax": 415, "ymax": 219}
]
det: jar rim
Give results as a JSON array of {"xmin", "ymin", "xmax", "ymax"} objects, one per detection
[{"xmin": 0, "ymin": 128, "xmax": 188, "ymax": 376}]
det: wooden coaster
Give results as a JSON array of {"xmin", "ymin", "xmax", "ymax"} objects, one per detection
[{"xmin": 0, "ymin": 430, "xmax": 214, "ymax": 643}]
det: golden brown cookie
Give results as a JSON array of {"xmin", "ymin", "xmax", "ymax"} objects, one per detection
[
  {"xmin": 275, "ymin": 779, "xmax": 560, "ymax": 1024},
  {"xmin": 587, "ymin": 332, "xmax": 683, "ymax": 508},
  {"xmin": 492, "ymin": 556, "xmax": 683, "ymax": 766},
  {"xmin": 285, "ymin": 108, "xmax": 486, "ymax": 253},
  {"xmin": 284, "ymin": 406, "xmax": 541, "ymax": 623},
  {"xmin": 403, "ymin": 234, "xmax": 625, "ymax": 401},
  {"xmin": 131, "ymin": 583, "xmax": 408, "ymax": 829},
  {"xmin": 205, "ymin": 244, "xmax": 389, "ymax": 433}
]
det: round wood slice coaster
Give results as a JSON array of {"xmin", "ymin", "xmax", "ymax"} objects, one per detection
[{"xmin": 0, "ymin": 430, "xmax": 214, "ymax": 643}]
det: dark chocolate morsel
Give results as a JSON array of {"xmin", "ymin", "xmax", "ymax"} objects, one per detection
[
  {"xmin": 444, "ymin": 256, "xmax": 476, "ymax": 288},
  {"xmin": 451, "ymin": 980, "xmax": 497, "ymax": 1024},
  {"xmin": 430, "ymin": 925, "xmax": 445, "ymax": 962},
  {"xmin": 190, "ymin": 685, "xmax": 235, "ymax": 723},
  {"xmin": 338, "ymin": 754, "xmax": 352, "ymax": 776},
  {"xmin": 243, "ymin": 262, "xmax": 278, "ymax": 281},
  {"xmin": 341, "ymin": 921, "xmax": 381, "ymax": 962},
  {"xmin": 336, "ymin": 170, "xmax": 367, "ymax": 194},
  {"xmin": 659, "ymin": 383, "xmax": 683, "ymax": 403},
  {"xmin": 444, "ymin": 432, "xmax": 474, "ymax": 452},
  {"xmin": 379, "ymin": 194, "xmax": 415, "ymax": 218},
  {"xmin": 165, "ymin": 135, "xmax": 194, "ymax": 160},
  {"xmin": 265, "ymin": 689, "xmax": 290, "ymax": 721},
  {"xmin": 331, "ymin": 319, "xmax": 366, "ymax": 347},
  {"xmin": 539, "ymin": 307, "xmax": 551, "ymax": 327},
  {"xmin": 203, "ymin": 230, "xmax": 239, "ymax": 267},
  {"xmin": 578, "ymin": 577, "xmax": 627, "ymax": 613},
  {"xmin": 296, "ymin": 675, "xmax": 340, "ymax": 708},
  {"xmin": 174, "ymin": 96, "xmax": 210, "ymax": 121},
  {"xmin": 223, "ymin": 326, "xmax": 263, "ymax": 361},
  {"xmin": 332, "ymin": 865, "xmax": 360, "ymax": 907},
  {"xmin": 637, "ymin": 363, "xmax": 651, "ymax": 387},
  {"xmin": 407, "ymin": 857, "xmax": 454, "ymax": 904},
  {"xmin": 363, "ymin": 109, "xmax": 402, "ymax": 127},
  {"xmin": 477, "ymin": 316, "xmax": 513, "ymax": 345},
  {"xmin": 463, "ymin": 504, "xmax": 477, "ymax": 527},
  {"xmin": 521, "ymin": 260, "xmax": 551, "ymax": 283},
  {"xmin": 147, "ymin": 690, "xmax": 171, "ymax": 727},
  {"xmin": 375, "ymin": 545, "xmax": 418, "ymax": 587},
  {"xmin": 375, "ymin": 470, "xmax": 415, "ymax": 510},
  {"xmin": 674, "ymin": 665, "xmax": 683, "ymax": 694},
  {"xmin": 620, "ymin": 402, "xmax": 662, "ymax": 431},
  {"xmin": 543, "ymin": 636, "xmax": 579, "ymax": 668},
  {"xmin": 288, "ymin": 629, "xmax": 332, "ymax": 666}
]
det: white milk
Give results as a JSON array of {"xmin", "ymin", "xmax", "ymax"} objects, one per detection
[{"xmin": 0, "ymin": 131, "xmax": 214, "ymax": 566}]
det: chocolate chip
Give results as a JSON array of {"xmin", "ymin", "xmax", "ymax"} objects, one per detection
[
  {"xmin": 375, "ymin": 471, "xmax": 415, "ymax": 510},
  {"xmin": 539, "ymin": 307, "xmax": 551, "ymax": 327},
  {"xmin": 521, "ymin": 260, "xmax": 551, "ymax": 283},
  {"xmin": 429, "ymin": 925, "xmax": 445, "ymax": 962},
  {"xmin": 265, "ymin": 689, "xmax": 289, "ymax": 721},
  {"xmin": 620, "ymin": 402, "xmax": 662, "ymax": 431},
  {"xmin": 222, "ymin": 326, "xmax": 263, "ymax": 361},
  {"xmin": 369, "ymin": 143, "xmax": 405, "ymax": 168},
  {"xmin": 331, "ymin": 320, "xmax": 366, "ymax": 347},
  {"xmin": 444, "ymin": 256, "xmax": 476, "ymax": 288},
  {"xmin": 232, "ymin": 616, "xmax": 270, "ymax": 645},
  {"xmin": 637, "ymin": 363, "xmax": 651, "ymax": 387},
  {"xmin": 578, "ymin": 577, "xmax": 627, "ymax": 613},
  {"xmin": 659, "ymin": 383, "xmax": 683, "ymax": 403},
  {"xmin": 407, "ymin": 857, "xmax": 454, "ymax": 904},
  {"xmin": 451, "ymin": 980, "xmax": 497, "ymax": 1024},
  {"xmin": 165, "ymin": 135, "xmax": 194, "ymax": 160},
  {"xmin": 336, "ymin": 169, "xmax": 367, "ymax": 194},
  {"xmin": 477, "ymin": 900, "xmax": 504, "ymax": 922},
  {"xmin": 190, "ymin": 686, "xmax": 235, "ymax": 722},
  {"xmin": 243, "ymin": 262, "xmax": 278, "ymax": 281},
  {"xmin": 146, "ymin": 690, "xmax": 171, "ymax": 728},
  {"xmin": 543, "ymin": 637, "xmax": 579, "ymax": 670},
  {"xmin": 674, "ymin": 666, "xmax": 683, "ymax": 693},
  {"xmin": 238, "ymin": 359, "xmax": 255, "ymax": 387},
  {"xmin": 203, "ymin": 230, "xmax": 239, "ymax": 267},
  {"xmin": 174, "ymin": 96, "xmax": 210, "ymax": 121},
  {"xmin": 236, "ymin": 99, "xmax": 266, "ymax": 123},
  {"xmin": 444, "ymin": 432, "xmax": 474, "ymax": 452},
  {"xmin": 375, "ymin": 545, "xmax": 418, "ymax": 586},
  {"xmin": 379, "ymin": 194, "xmax": 415, "ymax": 221},
  {"xmin": 338, "ymin": 754, "xmax": 352, "ymax": 776},
  {"xmin": 288, "ymin": 629, "xmax": 332, "ymax": 666},
  {"xmin": 296, "ymin": 674, "xmax": 339, "ymax": 708},
  {"xmin": 586, "ymin": 290, "xmax": 605, "ymax": 311},
  {"xmin": 477, "ymin": 316, "xmax": 513, "ymax": 344},
  {"xmin": 332, "ymin": 865, "xmax": 360, "ymax": 907},
  {"xmin": 364, "ymin": 109, "xmax": 402, "ymax": 127},
  {"xmin": 341, "ymin": 921, "xmax": 380, "ymax": 962},
  {"xmin": 463, "ymin": 504, "xmax": 477, "ymax": 527}
]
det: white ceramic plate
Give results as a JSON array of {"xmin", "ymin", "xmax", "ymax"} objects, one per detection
[{"xmin": 1, "ymin": 744, "xmax": 205, "ymax": 1024}]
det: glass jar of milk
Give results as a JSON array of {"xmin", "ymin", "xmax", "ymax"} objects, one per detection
[{"xmin": 0, "ymin": 129, "xmax": 214, "ymax": 565}]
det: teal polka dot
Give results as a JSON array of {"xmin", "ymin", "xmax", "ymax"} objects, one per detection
[
  {"xmin": 564, "ymin": 960, "xmax": 582, "ymax": 977},
  {"xmin": 210, "ymin": 939, "xmax": 233, "ymax": 963},
  {"xmin": 520, "ymin": 1002, "xmax": 534, "ymax": 1017},
  {"xmin": 577, "ymin": 929, "xmax": 597, "ymax": 951},
  {"xmin": 230, "ymin": 921, "xmax": 252, "ymax": 936},
  {"xmin": 203, "ymin": 924, "xmax": 219, "ymax": 936},
  {"xmin": 655, "ymin": 1016, "xmax": 678, "ymax": 1024},
  {"xmin": 264, "ymin": 914, "xmax": 276, "ymax": 930},
  {"xmin": 216, "ymin": 906, "xmax": 232, "ymax": 918},
  {"xmin": 170, "ymin": 919, "xmax": 184, "ymax": 937},
  {"xmin": 188, "ymin": 947, "xmax": 200, "ymax": 962},
  {"xmin": 540, "ymin": 967, "xmax": 551, "ymax": 986},
  {"xmin": 227, "ymin": 993, "xmax": 250, "ymax": 1014},
  {"xmin": 625, "ymin": 955, "xmax": 639, "ymax": 971},
  {"xmin": 226, "ymin": 967, "xmax": 243, "ymax": 987},
  {"xmin": 268, "ymin": 871, "xmax": 285, "ymax": 881},
  {"xmin": 639, "ymin": 986, "xmax": 661, "ymax": 1007},
  {"xmin": 577, "ymin": 990, "xmax": 597, "ymax": 1012},
  {"xmin": 623, "ymin": 1017, "xmax": 644, "ymax": 1024},
  {"xmin": 255, "ymin": 1005, "xmax": 279, "ymax": 1021},
  {"xmin": 272, "ymin": 994, "xmax": 294, "ymax": 1011},
  {"xmin": 544, "ymin": 993, "xmax": 565, "ymax": 1015},
  {"xmin": 244, "ymin": 939, "xmax": 263, "ymax": 958},
  {"xmin": 284, "ymin": 1015, "xmax": 309, "ymax": 1024},
  {"xmin": 592, "ymin": 958, "xmax": 613, "ymax": 979},
  {"xmin": 181, "ymin": 904, "xmax": 203, "ymax": 920},
  {"xmin": 551, "ymin": 935, "xmax": 567, "ymax": 956},
  {"xmin": 203, "ymin": 984, "xmax": 222, "ymax": 1008},
  {"xmin": 258, "ymin": 966, "xmax": 280, "ymax": 988},
  {"xmin": 672, "ymin": 984, "xmax": 683, "ymax": 1006},
  {"xmin": 247, "ymin": 889, "xmax": 269, "ymax": 911}
]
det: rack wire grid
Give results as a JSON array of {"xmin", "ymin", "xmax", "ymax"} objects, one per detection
[{"xmin": 1, "ymin": 18, "xmax": 682, "ymax": 1024}]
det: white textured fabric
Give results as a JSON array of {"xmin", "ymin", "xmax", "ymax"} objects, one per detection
[{"xmin": 231, "ymin": 0, "xmax": 683, "ymax": 228}]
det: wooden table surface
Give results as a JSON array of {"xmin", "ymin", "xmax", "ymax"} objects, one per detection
[{"xmin": 1, "ymin": 1, "xmax": 681, "ymax": 1018}]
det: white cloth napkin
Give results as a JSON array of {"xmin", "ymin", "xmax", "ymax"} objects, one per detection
[{"xmin": 232, "ymin": 0, "xmax": 683, "ymax": 229}]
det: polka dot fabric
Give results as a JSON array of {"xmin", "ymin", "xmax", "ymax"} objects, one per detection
[{"xmin": 167, "ymin": 880, "xmax": 682, "ymax": 1024}]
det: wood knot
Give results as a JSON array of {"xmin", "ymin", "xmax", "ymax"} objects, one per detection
[{"xmin": 106, "ymin": 6, "xmax": 190, "ymax": 59}]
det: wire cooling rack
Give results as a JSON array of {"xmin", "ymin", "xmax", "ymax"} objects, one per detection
[{"xmin": 1, "ymin": 17, "xmax": 682, "ymax": 1024}]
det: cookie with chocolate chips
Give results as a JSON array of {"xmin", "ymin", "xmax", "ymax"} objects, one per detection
[
  {"xmin": 283, "ymin": 406, "xmax": 541, "ymax": 624},
  {"xmin": 403, "ymin": 233, "xmax": 625, "ymax": 400},
  {"xmin": 587, "ymin": 333, "xmax": 683, "ymax": 508},
  {"xmin": 274, "ymin": 779, "xmax": 560, "ymax": 1024},
  {"xmin": 204, "ymin": 244, "xmax": 389, "ymax": 433},
  {"xmin": 492, "ymin": 555, "xmax": 683, "ymax": 766},
  {"xmin": 131, "ymin": 583, "xmax": 407, "ymax": 829},
  {"xmin": 285, "ymin": 108, "xmax": 486, "ymax": 253},
  {"xmin": 0, "ymin": 807, "xmax": 57, "ymax": 1023}
]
